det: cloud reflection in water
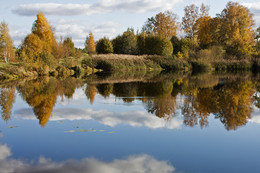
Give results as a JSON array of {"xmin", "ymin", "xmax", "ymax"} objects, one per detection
[
  {"xmin": 15, "ymin": 108, "xmax": 183, "ymax": 129},
  {"xmin": 0, "ymin": 143, "xmax": 175, "ymax": 173}
]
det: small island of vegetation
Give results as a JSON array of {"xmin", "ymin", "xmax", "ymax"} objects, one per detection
[{"xmin": 0, "ymin": 1, "xmax": 260, "ymax": 81}]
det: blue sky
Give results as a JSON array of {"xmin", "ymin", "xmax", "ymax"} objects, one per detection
[{"xmin": 0, "ymin": 0, "xmax": 259, "ymax": 48}]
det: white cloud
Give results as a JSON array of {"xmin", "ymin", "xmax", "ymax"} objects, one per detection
[
  {"xmin": 54, "ymin": 20, "xmax": 120, "ymax": 47},
  {"xmin": 0, "ymin": 146, "xmax": 175, "ymax": 173},
  {"xmin": 15, "ymin": 108, "xmax": 183, "ymax": 129},
  {"xmin": 10, "ymin": 19, "xmax": 120, "ymax": 48},
  {"xmin": 242, "ymin": 2, "xmax": 260, "ymax": 13},
  {"xmin": 12, "ymin": 0, "xmax": 182, "ymax": 16},
  {"xmin": 248, "ymin": 115, "xmax": 260, "ymax": 124},
  {"xmin": 10, "ymin": 30, "xmax": 28, "ymax": 47},
  {"xmin": 242, "ymin": 2, "xmax": 260, "ymax": 27}
]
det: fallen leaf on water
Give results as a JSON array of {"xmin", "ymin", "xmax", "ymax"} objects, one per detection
[
  {"xmin": 74, "ymin": 122, "xmax": 87, "ymax": 125},
  {"xmin": 64, "ymin": 130, "xmax": 75, "ymax": 133},
  {"xmin": 78, "ymin": 129, "xmax": 97, "ymax": 132},
  {"xmin": 57, "ymin": 121, "xmax": 65, "ymax": 123},
  {"xmin": 108, "ymin": 131, "xmax": 115, "ymax": 133},
  {"xmin": 7, "ymin": 126, "xmax": 18, "ymax": 128}
]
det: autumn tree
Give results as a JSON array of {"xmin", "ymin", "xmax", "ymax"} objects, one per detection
[
  {"xmin": 218, "ymin": 2, "xmax": 255, "ymax": 57},
  {"xmin": 85, "ymin": 32, "xmax": 96, "ymax": 55},
  {"xmin": 195, "ymin": 4, "xmax": 213, "ymax": 48},
  {"xmin": 0, "ymin": 22, "xmax": 15, "ymax": 62},
  {"xmin": 63, "ymin": 37, "xmax": 75, "ymax": 57},
  {"xmin": 20, "ymin": 12, "xmax": 57, "ymax": 62},
  {"xmin": 53, "ymin": 36, "xmax": 66, "ymax": 59},
  {"xmin": 182, "ymin": 4, "xmax": 199, "ymax": 45},
  {"xmin": 143, "ymin": 11, "xmax": 179, "ymax": 39}
]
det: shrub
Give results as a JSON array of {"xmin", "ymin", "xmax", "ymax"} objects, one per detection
[
  {"xmin": 145, "ymin": 35, "xmax": 173, "ymax": 57},
  {"xmin": 81, "ymin": 55, "xmax": 94, "ymax": 69},
  {"xmin": 56, "ymin": 66, "xmax": 70, "ymax": 77},
  {"xmin": 38, "ymin": 52, "xmax": 57, "ymax": 68},
  {"xmin": 112, "ymin": 30, "xmax": 138, "ymax": 55},
  {"xmin": 96, "ymin": 38, "xmax": 113, "ymax": 54},
  {"xmin": 137, "ymin": 33, "xmax": 146, "ymax": 55},
  {"xmin": 171, "ymin": 36, "xmax": 182, "ymax": 55},
  {"xmin": 95, "ymin": 60, "xmax": 113, "ymax": 72},
  {"xmin": 191, "ymin": 61, "xmax": 212, "ymax": 73},
  {"xmin": 196, "ymin": 46, "xmax": 225, "ymax": 61}
]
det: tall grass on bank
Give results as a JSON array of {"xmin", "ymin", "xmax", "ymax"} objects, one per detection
[{"xmin": 83, "ymin": 54, "xmax": 162, "ymax": 72}]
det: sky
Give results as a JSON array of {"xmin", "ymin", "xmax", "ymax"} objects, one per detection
[{"xmin": 0, "ymin": 0, "xmax": 260, "ymax": 48}]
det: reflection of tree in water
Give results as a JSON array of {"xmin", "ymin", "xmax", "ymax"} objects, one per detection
[
  {"xmin": 85, "ymin": 84, "xmax": 97, "ymax": 104},
  {"xmin": 181, "ymin": 80, "xmax": 254, "ymax": 130},
  {"xmin": 143, "ymin": 81, "xmax": 178, "ymax": 120},
  {"xmin": 0, "ymin": 87, "xmax": 16, "ymax": 121},
  {"xmin": 96, "ymin": 84, "xmax": 113, "ymax": 98},
  {"xmin": 146, "ymin": 96, "xmax": 178, "ymax": 121},
  {"xmin": 3, "ymin": 73, "xmax": 256, "ymax": 130},
  {"xmin": 94, "ymin": 77, "xmax": 255, "ymax": 131},
  {"xmin": 213, "ymin": 81, "xmax": 254, "ymax": 130},
  {"xmin": 17, "ymin": 78, "xmax": 59, "ymax": 127},
  {"xmin": 16, "ymin": 77, "xmax": 81, "ymax": 127},
  {"xmin": 113, "ymin": 83, "xmax": 139, "ymax": 103}
]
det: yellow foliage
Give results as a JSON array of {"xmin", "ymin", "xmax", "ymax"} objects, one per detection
[
  {"xmin": 21, "ymin": 12, "xmax": 57, "ymax": 62},
  {"xmin": 196, "ymin": 16, "xmax": 212, "ymax": 46},
  {"xmin": 85, "ymin": 32, "xmax": 96, "ymax": 55},
  {"xmin": 0, "ymin": 22, "xmax": 15, "ymax": 62},
  {"xmin": 176, "ymin": 51, "xmax": 184, "ymax": 59},
  {"xmin": 219, "ymin": 2, "xmax": 255, "ymax": 56}
]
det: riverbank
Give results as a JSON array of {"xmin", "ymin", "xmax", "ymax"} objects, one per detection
[
  {"xmin": 0, "ymin": 54, "xmax": 259, "ymax": 81},
  {"xmin": 88, "ymin": 54, "xmax": 259, "ymax": 73}
]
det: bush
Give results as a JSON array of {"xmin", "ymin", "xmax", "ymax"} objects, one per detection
[
  {"xmin": 191, "ymin": 61, "xmax": 212, "ymax": 73},
  {"xmin": 56, "ymin": 66, "xmax": 70, "ymax": 77},
  {"xmin": 96, "ymin": 38, "xmax": 113, "ymax": 54},
  {"xmin": 38, "ymin": 52, "xmax": 57, "ymax": 68},
  {"xmin": 171, "ymin": 36, "xmax": 182, "ymax": 55},
  {"xmin": 95, "ymin": 60, "xmax": 113, "ymax": 72},
  {"xmin": 81, "ymin": 55, "xmax": 94, "ymax": 69},
  {"xmin": 145, "ymin": 35, "xmax": 173, "ymax": 57},
  {"xmin": 148, "ymin": 56, "xmax": 190, "ymax": 71},
  {"xmin": 112, "ymin": 30, "xmax": 138, "ymax": 55},
  {"xmin": 213, "ymin": 60, "xmax": 252, "ymax": 72},
  {"xmin": 137, "ymin": 33, "xmax": 146, "ymax": 55},
  {"xmin": 196, "ymin": 46, "xmax": 225, "ymax": 61}
]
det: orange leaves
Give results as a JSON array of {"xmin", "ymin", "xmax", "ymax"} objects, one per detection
[
  {"xmin": 85, "ymin": 32, "xmax": 96, "ymax": 55},
  {"xmin": 21, "ymin": 12, "xmax": 57, "ymax": 62},
  {"xmin": 143, "ymin": 11, "xmax": 178, "ymax": 39}
]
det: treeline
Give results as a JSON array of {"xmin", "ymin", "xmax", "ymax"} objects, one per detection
[
  {"xmin": 94, "ymin": 2, "xmax": 260, "ymax": 60},
  {"xmin": 0, "ymin": 1, "xmax": 260, "ymax": 77}
]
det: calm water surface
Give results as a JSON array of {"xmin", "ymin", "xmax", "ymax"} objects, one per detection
[{"xmin": 0, "ymin": 73, "xmax": 260, "ymax": 173}]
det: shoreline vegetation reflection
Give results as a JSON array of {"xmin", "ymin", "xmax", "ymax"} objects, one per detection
[{"xmin": 1, "ymin": 72, "xmax": 260, "ymax": 131}]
